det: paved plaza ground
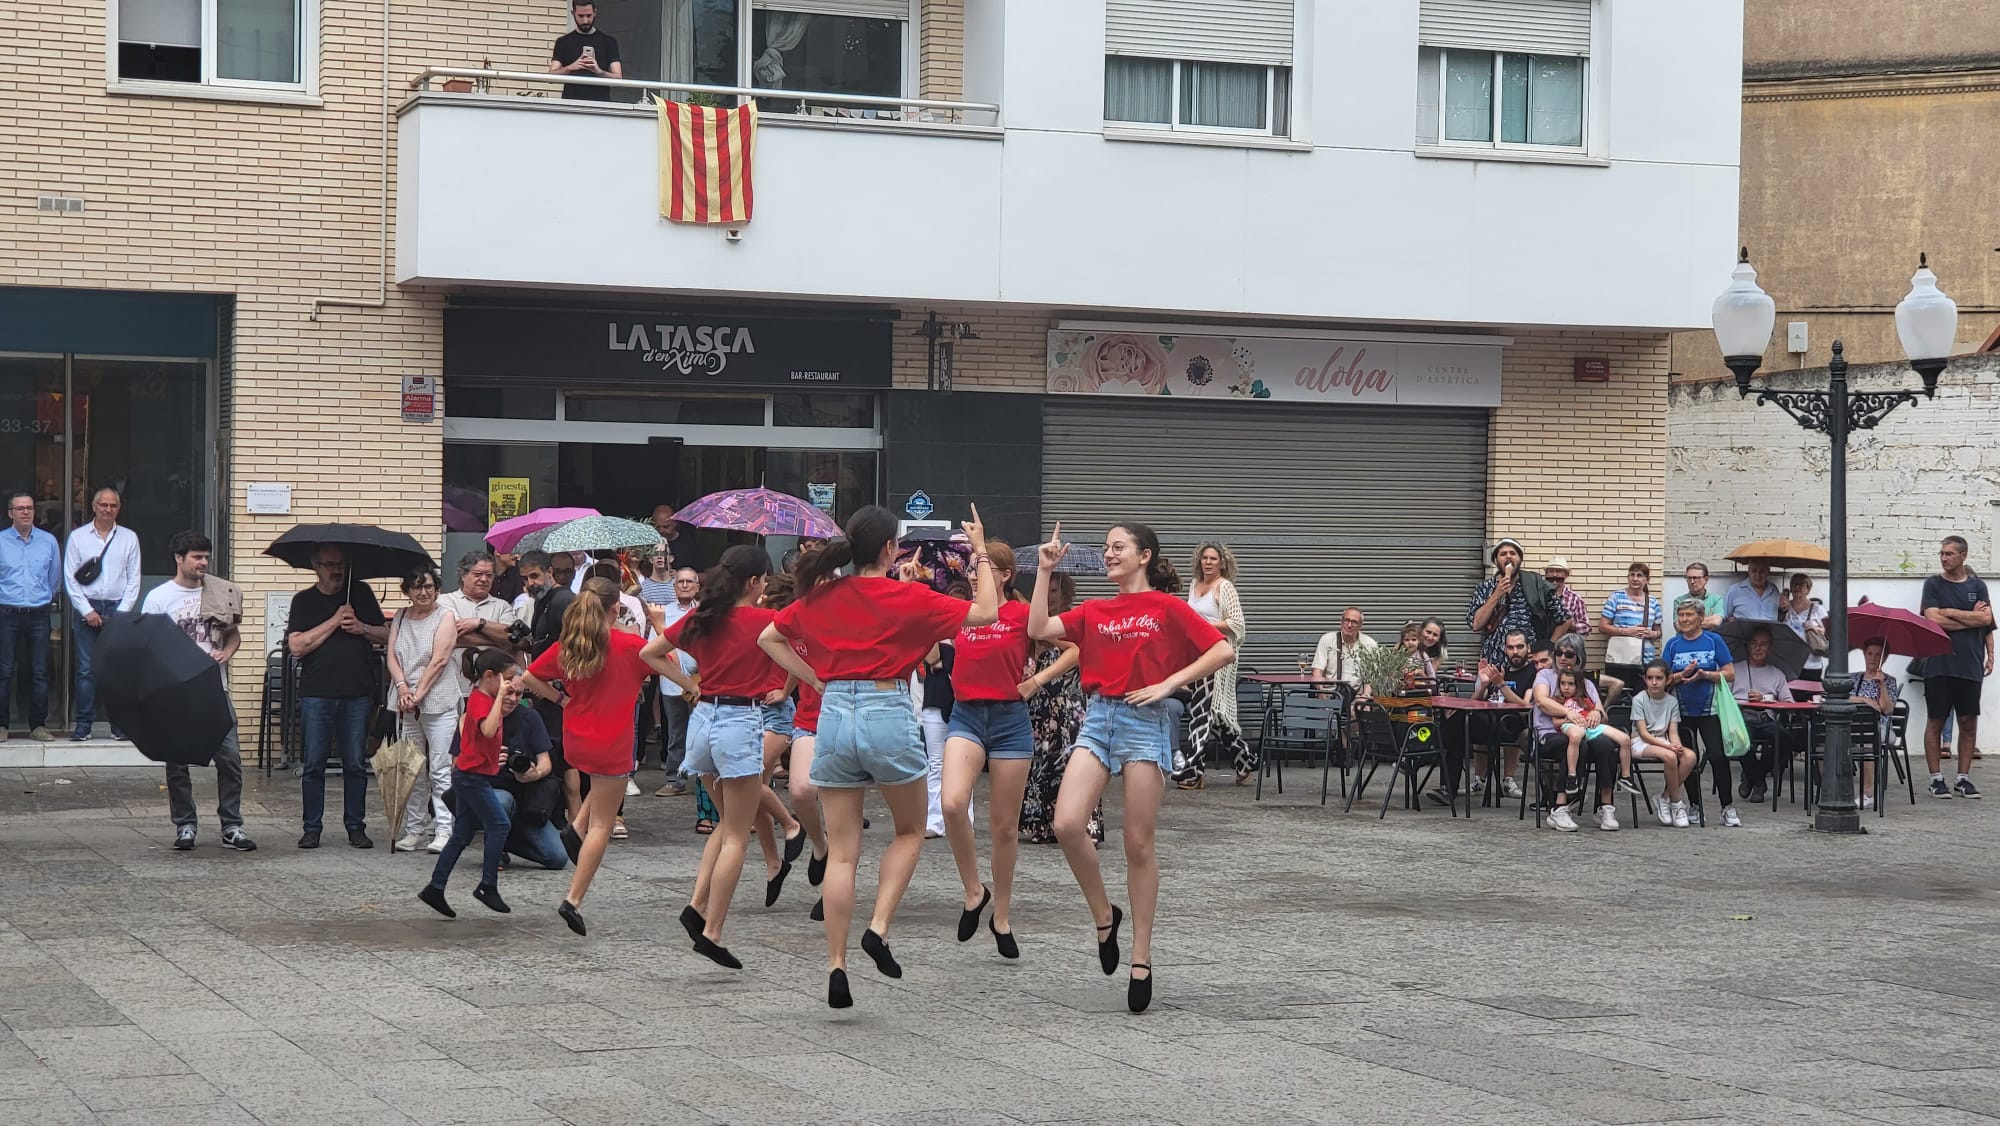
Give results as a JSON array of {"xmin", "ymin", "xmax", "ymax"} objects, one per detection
[{"xmin": 2, "ymin": 762, "xmax": 1999, "ymax": 1126}]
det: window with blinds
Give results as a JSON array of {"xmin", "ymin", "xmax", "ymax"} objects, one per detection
[
  {"xmin": 1102, "ymin": 0, "xmax": 1296, "ymax": 138},
  {"xmin": 1414, "ymin": 0, "xmax": 1593, "ymax": 151}
]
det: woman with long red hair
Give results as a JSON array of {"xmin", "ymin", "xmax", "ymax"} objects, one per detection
[{"xmin": 760, "ymin": 504, "xmax": 999, "ymax": 1008}]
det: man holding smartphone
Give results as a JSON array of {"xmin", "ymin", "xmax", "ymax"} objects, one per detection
[{"xmin": 550, "ymin": 0, "xmax": 622, "ymax": 101}]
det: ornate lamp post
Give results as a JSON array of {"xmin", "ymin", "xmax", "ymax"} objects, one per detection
[{"xmin": 1710, "ymin": 250, "xmax": 1958, "ymax": 834}]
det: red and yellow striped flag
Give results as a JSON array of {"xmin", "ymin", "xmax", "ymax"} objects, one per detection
[{"xmin": 656, "ymin": 99, "xmax": 757, "ymax": 225}]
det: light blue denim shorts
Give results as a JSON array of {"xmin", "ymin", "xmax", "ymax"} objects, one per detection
[
  {"xmin": 684, "ymin": 701, "xmax": 764, "ymax": 780},
  {"xmin": 810, "ymin": 680, "xmax": 925, "ymax": 789},
  {"xmin": 946, "ymin": 699, "xmax": 1035, "ymax": 760},
  {"xmin": 761, "ymin": 697, "xmax": 796, "ymax": 738},
  {"xmin": 1074, "ymin": 696, "xmax": 1175, "ymax": 777}
]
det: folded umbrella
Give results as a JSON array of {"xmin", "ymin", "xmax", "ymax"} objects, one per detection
[
  {"xmin": 93, "ymin": 612, "xmax": 232, "ymax": 766},
  {"xmin": 265, "ymin": 524, "xmax": 435, "ymax": 582},
  {"xmin": 486, "ymin": 506, "xmax": 600, "ymax": 553},
  {"xmin": 1849, "ymin": 600, "xmax": 1950, "ymax": 659},
  {"xmin": 370, "ymin": 736, "xmax": 428, "ymax": 847},
  {"xmin": 677, "ymin": 487, "xmax": 841, "ymax": 539},
  {"xmin": 1719, "ymin": 617, "xmax": 1812, "ymax": 680}
]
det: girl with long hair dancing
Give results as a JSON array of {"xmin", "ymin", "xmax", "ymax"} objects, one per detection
[
  {"xmin": 941, "ymin": 540, "xmax": 1077, "ymax": 959},
  {"xmin": 522, "ymin": 578, "xmax": 685, "ymax": 936},
  {"xmin": 760, "ymin": 504, "xmax": 1000, "ymax": 1008},
  {"xmin": 1028, "ymin": 521, "xmax": 1234, "ymax": 1012}
]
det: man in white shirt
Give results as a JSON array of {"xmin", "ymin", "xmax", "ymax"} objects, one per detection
[
  {"xmin": 1311, "ymin": 607, "xmax": 1378, "ymax": 687},
  {"xmin": 436, "ymin": 550, "xmax": 518, "ymax": 694},
  {"xmin": 653, "ymin": 567, "xmax": 700, "ymax": 796},
  {"xmin": 142, "ymin": 530, "xmax": 254, "ymax": 852},
  {"xmin": 64, "ymin": 487, "xmax": 141, "ymax": 741},
  {"xmin": 1730, "ymin": 625, "xmax": 1796, "ymax": 806}
]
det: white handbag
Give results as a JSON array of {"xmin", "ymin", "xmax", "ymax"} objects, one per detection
[{"xmin": 1605, "ymin": 595, "xmax": 1650, "ymax": 665}]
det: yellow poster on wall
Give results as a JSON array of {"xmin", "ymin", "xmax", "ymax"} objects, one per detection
[{"xmin": 487, "ymin": 477, "xmax": 530, "ymax": 527}]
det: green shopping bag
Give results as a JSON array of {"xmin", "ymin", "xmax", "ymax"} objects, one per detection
[{"xmin": 1714, "ymin": 680, "xmax": 1751, "ymax": 758}]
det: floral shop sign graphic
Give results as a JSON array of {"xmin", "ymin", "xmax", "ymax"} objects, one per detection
[{"xmin": 1045, "ymin": 331, "xmax": 1501, "ymax": 408}]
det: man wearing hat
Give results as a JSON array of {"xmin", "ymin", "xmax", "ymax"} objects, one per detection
[
  {"xmin": 1467, "ymin": 538, "xmax": 1572, "ymax": 668},
  {"xmin": 1543, "ymin": 557, "xmax": 1591, "ymax": 646}
]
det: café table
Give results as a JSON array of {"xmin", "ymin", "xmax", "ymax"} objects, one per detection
[
  {"xmin": 1430, "ymin": 696, "xmax": 1533, "ymax": 811},
  {"xmin": 1741, "ymin": 697, "xmax": 1818, "ymax": 811}
]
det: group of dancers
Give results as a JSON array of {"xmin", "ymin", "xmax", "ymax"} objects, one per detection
[{"xmin": 419, "ymin": 504, "xmax": 1234, "ymax": 1013}]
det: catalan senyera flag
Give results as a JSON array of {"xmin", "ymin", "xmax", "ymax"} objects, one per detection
[{"xmin": 656, "ymin": 98, "xmax": 757, "ymax": 225}]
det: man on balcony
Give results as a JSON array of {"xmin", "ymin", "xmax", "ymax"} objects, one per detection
[{"xmin": 550, "ymin": 0, "xmax": 622, "ymax": 102}]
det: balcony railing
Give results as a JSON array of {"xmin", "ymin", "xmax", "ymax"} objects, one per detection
[{"xmin": 408, "ymin": 67, "xmax": 1000, "ymax": 127}]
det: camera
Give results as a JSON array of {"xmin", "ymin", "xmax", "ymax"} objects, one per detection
[
  {"xmin": 505, "ymin": 742, "xmax": 537, "ymax": 775},
  {"xmin": 505, "ymin": 618, "xmax": 532, "ymax": 645}
]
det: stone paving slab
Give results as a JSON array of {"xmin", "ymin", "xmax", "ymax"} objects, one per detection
[{"xmin": 3, "ymin": 765, "xmax": 2000, "ymax": 1124}]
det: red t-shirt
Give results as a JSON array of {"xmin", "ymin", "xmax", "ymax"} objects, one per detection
[
  {"xmin": 791, "ymin": 635, "xmax": 823, "ymax": 730},
  {"xmin": 952, "ymin": 600, "xmax": 1033, "ymax": 702},
  {"xmin": 773, "ymin": 576, "xmax": 970, "ymax": 682},
  {"xmin": 455, "ymin": 689, "xmax": 504, "ymax": 774},
  {"xmin": 660, "ymin": 604, "xmax": 778, "ymax": 698},
  {"xmin": 1058, "ymin": 590, "xmax": 1225, "ymax": 698},
  {"xmin": 528, "ymin": 629, "xmax": 652, "ymax": 760}
]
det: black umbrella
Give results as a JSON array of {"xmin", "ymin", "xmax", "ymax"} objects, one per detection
[
  {"xmin": 1719, "ymin": 618, "xmax": 1812, "ymax": 680},
  {"xmin": 94, "ymin": 612, "xmax": 233, "ymax": 766},
  {"xmin": 264, "ymin": 524, "xmax": 434, "ymax": 582}
]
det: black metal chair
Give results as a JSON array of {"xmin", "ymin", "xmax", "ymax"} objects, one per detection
[
  {"xmin": 1257, "ymin": 692, "xmax": 1343, "ymax": 802},
  {"xmin": 1347, "ymin": 697, "xmax": 1455, "ymax": 819},
  {"xmin": 1802, "ymin": 699, "xmax": 1911, "ymax": 814}
]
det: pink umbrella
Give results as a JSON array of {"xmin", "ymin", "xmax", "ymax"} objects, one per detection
[
  {"xmin": 1850, "ymin": 600, "xmax": 1950, "ymax": 659},
  {"xmin": 675, "ymin": 488, "xmax": 840, "ymax": 539},
  {"xmin": 485, "ymin": 506, "xmax": 601, "ymax": 553}
]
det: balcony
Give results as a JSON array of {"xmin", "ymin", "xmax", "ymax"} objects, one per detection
[{"xmin": 395, "ymin": 69, "xmax": 1005, "ymax": 303}]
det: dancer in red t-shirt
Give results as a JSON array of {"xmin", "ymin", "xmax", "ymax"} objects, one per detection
[
  {"xmin": 760, "ymin": 504, "xmax": 1000, "ymax": 1008},
  {"xmin": 522, "ymin": 583, "xmax": 688, "ymax": 936},
  {"xmin": 941, "ymin": 539, "xmax": 1078, "ymax": 960},
  {"xmin": 1028, "ymin": 521, "xmax": 1234, "ymax": 1012}
]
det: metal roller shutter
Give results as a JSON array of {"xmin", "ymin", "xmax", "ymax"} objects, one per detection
[
  {"xmin": 1105, "ymin": 0, "xmax": 1296, "ymax": 65},
  {"xmin": 1418, "ymin": 0, "xmax": 1593, "ymax": 57},
  {"xmin": 754, "ymin": 0, "xmax": 912, "ymax": 22},
  {"xmin": 1042, "ymin": 398, "xmax": 1489, "ymax": 670}
]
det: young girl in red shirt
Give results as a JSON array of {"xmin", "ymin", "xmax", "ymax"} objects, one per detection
[
  {"xmin": 417, "ymin": 646, "xmax": 520, "ymax": 920},
  {"xmin": 941, "ymin": 539, "xmax": 1078, "ymax": 960},
  {"xmin": 522, "ymin": 582, "xmax": 687, "ymax": 936},
  {"xmin": 1028, "ymin": 521, "xmax": 1234, "ymax": 1012},
  {"xmin": 760, "ymin": 504, "xmax": 1000, "ymax": 1008}
]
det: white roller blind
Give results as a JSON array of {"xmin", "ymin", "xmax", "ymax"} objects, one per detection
[
  {"xmin": 1106, "ymin": 0, "xmax": 1295, "ymax": 65},
  {"xmin": 119, "ymin": 0, "xmax": 200, "ymax": 48},
  {"xmin": 1419, "ymin": 0, "xmax": 1593, "ymax": 57},
  {"xmin": 755, "ymin": 0, "xmax": 912, "ymax": 20}
]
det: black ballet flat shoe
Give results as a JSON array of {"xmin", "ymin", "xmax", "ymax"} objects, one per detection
[
  {"xmin": 472, "ymin": 884, "xmax": 511, "ymax": 914},
  {"xmin": 417, "ymin": 885, "xmax": 455, "ymax": 919},
  {"xmin": 828, "ymin": 968, "xmax": 852, "ymax": 1009},
  {"xmin": 809, "ymin": 897, "xmax": 825, "ymax": 922},
  {"xmin": 808, "ymin": 850, "xmax": 827, "ymax": 887},
  {"xmin": 861, "ymin": 928, "xmax": 902, "ymax": 979},
  {"xmin": 783, "ymin": 828, "xmax": 807, "ymax": 864},
  {"xmin": 957, "ymin": 885, "xmax": 991, "ymax": 943},
  {"xmin": 679, "ymin": 904, "xmax": 705, "ymax": 943},
  {"xmin": 991, "ymin": 917, "xmax": 1020, "ymax": 960},
  {"xmin": 1096, "ymin": 905, "xmax": 1124, "ymax": 976},
  {"xmin": 692, "ymin": 934, "xmax": 742, "ymax": 970},
  {"xmin": 558, "ymin": 899, "xmax": 586, "ymax": 936},
  {"xmin": 765, "ymin": 859, "xmax": 793, "ymax": 907},
  {"xmin": 1128, "ymin": 963, "xmax": 1153, "ymax": 1013}
]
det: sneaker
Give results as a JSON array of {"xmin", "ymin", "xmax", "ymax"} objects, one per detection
[
  {"xmin": 1469, "ymin": 777, "xmax": 1487, "ymax": 795},
  {"xmin": 1424, "ymin": 787, "xmax": 1455, "ymax": 808},
  {"xmin": 1597, "ymin": 805, "xmax": 1620, "ymax": 832},
  {"xmin": 394, "ymin": 832, "xmax": 426, "ymax": 853},
  {"xmin": 1545, "ymin": 807, "xmax": 1579, "ymax": 833},
  {"xmin": 427, "ymin": 834, "xmax": 449, "ymax": 854},
  {"xmin": 1748, "ymin": 782, "xmax": 1768, "ymax": 805},
  {"xmin": 655, "ymin": 780, "xmax": 688, "ymax": 798},
  {"xmin": 1954, "ymin": 778, "xmax": 1981, "ymax": 799},
  {"xmin": 624, "ymin": 778, "xmax": 641, "ymax": 798},
  {"xmin": 1861, "ymin": 793, "xmax": 1875, "ymax": 811},
  {"xmin": 1671, "ymin": 801, "xmax": 1691, "ymax": 829},
  {"xmin": 348, "ymin": 830, "xmax": 375, "ymax": 849},
  {"xmin": 1656, "ymin": 797, "xmax": 1674, "ymax": 826},
  {"xmin": 1685, "ymin": 803, "xmax": 1704, "ymax": 826},
  {"xmin": 173, "ymin": 825, "xmax": 196, "ymax": 851},
  {"xmin": 1615, "ymin": 777, "xmax": 1641, "ymax": 796},
  {"xmin": 1721, "ymin": 806, "xmax": 1742, "ymax": 828},
  {"xmin": 221, "ymin": 827, "xmax": 257, "ymax": 852},
  {"xmin": 28, "ymin": 726, "xmax": 54, "ymax": 743},
  {"xmin": 69, "ymin": 729, "xmax": 92, "ymax": 742},
  {"xmin": 1500, "ymin": 777, "xmax": 1524, "ymax": 799},
  {"xmin": 1929, "ymin": 778, "xmax": 1953, "ymax": 799}
]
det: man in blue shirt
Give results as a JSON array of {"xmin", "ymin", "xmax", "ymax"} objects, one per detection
[
  {"xmin": 1722, "ymin": 562, "xmax": 1782, "ymax": 623},
  {"xmin": 0, "ymin": 492, "xmax": 62, "ymax": 742}
]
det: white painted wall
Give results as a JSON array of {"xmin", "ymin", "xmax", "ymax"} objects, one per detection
[{"xmin": 399, "ymin": 0, "xmax": 1743, "ymax": 330}]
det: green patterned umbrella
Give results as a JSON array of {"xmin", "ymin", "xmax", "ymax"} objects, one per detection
[{"xmin": 534, "ymin": 516, "xmax": 662, "ymax": 555}]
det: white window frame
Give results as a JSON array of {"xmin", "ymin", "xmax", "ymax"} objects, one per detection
[
  {"xmin": 741, "ymin": 0, "xmax": 916, "ymax": 102},
  {"xmin": 106, "ymin": 0, "xmax": 320, "ymax": 102},
  {"xmin": 1103, "ymin": 56, "xmax": 1292, "ymax": 140},
  {"xmin": 1423, "ymin": 47, "xmax": 1588, "ymax": 155}
]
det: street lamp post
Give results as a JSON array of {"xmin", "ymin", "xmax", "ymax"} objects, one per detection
[{"xmin": 1710, "ymin": 250, "xmax": 1958, "ymax": 834}]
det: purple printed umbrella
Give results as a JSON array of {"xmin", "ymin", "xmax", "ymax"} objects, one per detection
[
  {"xmin": 676, "ymin": 487, "xmax": 841, "ymax": 539},
  {"xmin": 485, "ymin": 506, "xmax": 600, "ymax": 553}
]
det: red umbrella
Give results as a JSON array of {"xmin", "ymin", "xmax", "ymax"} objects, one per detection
[{"xmin": 1849, "ymin": 600, "xmax": 1949, "ymax": 658}]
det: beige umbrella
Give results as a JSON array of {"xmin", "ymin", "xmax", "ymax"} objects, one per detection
[
  {"xmin": 369, "ymin": 736, "xmax": 427, "ymax": 850},
  {"xmin": 1724, "ymin": 539, "xmax": 1829, "ymax": 571}
]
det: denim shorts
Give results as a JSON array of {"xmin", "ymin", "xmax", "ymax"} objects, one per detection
[
  {"xmin": 811, "ymin": 680, "xmax": 925, "ymax": 789},
  {"xmin": 1074, "ymin": 696, "xmax": 1175, "ymax": 776},
  {"xmin": 946, "ymin": 699, "xmax": 1034, "ymax": 760},
  {"xmin": 683, "ymin": 701, "xmax": 764, "ymax": 780},
  {"xmin": 761, "ymin": 697, "xmax": 796, "ymax": 738}
]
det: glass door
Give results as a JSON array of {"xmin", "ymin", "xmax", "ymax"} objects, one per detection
[{"xmin": 0, "ymin": 355, "xmax": 68, "ymax": 732}]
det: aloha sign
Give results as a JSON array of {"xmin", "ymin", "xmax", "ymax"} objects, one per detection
[{"xmin": 1046, "ymin": 329, "xmax": 1501, "ymax": 408}]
